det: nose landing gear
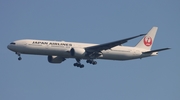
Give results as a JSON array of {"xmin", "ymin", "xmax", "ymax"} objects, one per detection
[{"xmin": 16, "ymin": 52, "xmax": 22, "ymax": 60}]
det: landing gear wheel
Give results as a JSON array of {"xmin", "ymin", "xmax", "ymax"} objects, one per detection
[
  {"xmin": 80, "ymin": 64, "xmax": 84, "ymax": 68},
  {"xmin": 74, "ymin": 63, "xmax": 78, "ymax": 66},
  {"xmin": 18, "ymin": 57, "xmax": 22, "ymax": 60},
  {"xmin": 86, "ymin": 60, "xmax": 92, "ymax": 64},
  {"xmin": 92, "ymin": 61, "xmax": 97, "ymax": 65}
]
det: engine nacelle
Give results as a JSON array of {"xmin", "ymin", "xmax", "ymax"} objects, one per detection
[
  {"xmin": 48, "ymin": 56, "xmax": 65, "ymax": 63},
  {"xmin": 70, "ymin": 48, "xmax": 86, "ymax": 58}
]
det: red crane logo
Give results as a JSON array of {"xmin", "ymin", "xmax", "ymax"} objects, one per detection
[{"xmin": 144, "ymin": 36, "xmax": 152, "ymax": 46}]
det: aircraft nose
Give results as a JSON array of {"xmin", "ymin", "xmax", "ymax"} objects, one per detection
[
  {"xmin": 7, "ymin": 42, "xmax": 16, "ymax": 51},
  {"xmin": 7, "ymin": 44, "xmax": 11, "ymax": 50}
]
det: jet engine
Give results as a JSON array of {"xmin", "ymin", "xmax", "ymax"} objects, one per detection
[
  {"xmin": 48, "ymin": 56, "xmax": 65, "ymax": 63},
  {"xmin": 70, "ymin": 48, "xmax": 86, "ymax": 58}
]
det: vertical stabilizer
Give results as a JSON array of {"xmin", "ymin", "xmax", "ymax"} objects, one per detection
[{"xmin": 135, "ymin": 27, "xmax": 158, "ymax": 50}]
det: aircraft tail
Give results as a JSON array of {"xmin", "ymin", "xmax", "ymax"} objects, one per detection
[{"xmin": 135, "ymin": 27, "xmax": 158, "ymax": 50}]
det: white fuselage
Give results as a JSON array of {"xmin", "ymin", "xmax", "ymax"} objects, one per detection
[{"xmin": 7, "ymin": 39, "xmax": 157, "ymax": 61}]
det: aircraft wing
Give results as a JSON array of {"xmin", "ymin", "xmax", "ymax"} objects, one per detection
[
  {"xmin": 142, "ymin": 48, "xmax": 170, "ymax": 54},
  {"xmin": 85, "ymin": 34, "xmax": 145, "ymax": 52}
]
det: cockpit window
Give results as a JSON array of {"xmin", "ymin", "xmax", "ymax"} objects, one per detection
[{"xmin": 10, "ymin": 42, "xmax": 16, "ymax": 45}]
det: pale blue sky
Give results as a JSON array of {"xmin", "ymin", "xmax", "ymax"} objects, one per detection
[{"xmin": 0, "ymin": 0, "xmax": 179, "ymax": 100}]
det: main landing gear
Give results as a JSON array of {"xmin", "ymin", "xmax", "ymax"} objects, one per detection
[
  {"xmin": 73, "ymin": 59, "xmax": 84, "ymax": 68},
  {"xmin": 86, "ymin": 59, "xmax": 97, "ymax": 65},
  {"xmin": 16, "ymin": 52, "xmax": 22, "ymax": 60},
  {"xmin": 73, "ymin": 59, "xmax": 98, "ymax": 68}
]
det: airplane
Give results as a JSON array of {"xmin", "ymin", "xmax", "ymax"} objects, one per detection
[{"xmin": 7, "ymin": 27, "xmax": 170, "ymax": 68}]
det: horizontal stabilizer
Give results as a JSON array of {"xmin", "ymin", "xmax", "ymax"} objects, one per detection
[{"xmin": 142, "ymin": 48, "xmax": 170, "ymax": 54}]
